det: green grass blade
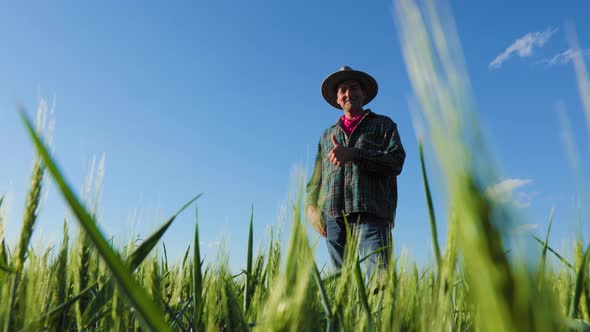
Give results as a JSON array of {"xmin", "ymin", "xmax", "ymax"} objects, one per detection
[
  {"xmin": 244, "ymin": 205, "xmax": 254, "ymax": 313},
  {"xmin": 160, "ymin": 298, "xmax": 188, "ymax": 332},
  {"xmin": 569, "ymin": 243, "xmax": 590, "ymax": 318},
  {"xmin": 193, "ymin": 206, "xmax": 203, "ymax": 331},
  {"xmin": 162, "ymin": 242, "xmax": 169, "ymax": 272},
  {"xmin": 127, "ymin": 193, "xmax": 202, "ymax": 272},
  {"xmin": 542, "ymin": 209, "xmax": 554, "ymax": 255},
  {"xmin": 0, "ymin": 195, "xmax": 8, "ymax": 269},
  {"xmin": 313, "ymin": 262, "xmax": 334, "ymax": 331},
  {"xmin": 354, "ymin": 259, "xmax": 372, "ymax": 331},
  {"xmin": 80, "ymin": 281, "xmax": 107, "ymax": 326},
  {"xmin": 321, "ymin": 270, "xmax": 342, "ymax": 285},
  {"xmin": 52, "ymin": 220, "xmax": 69, "ymax": 330},
  {"xmin": 80, "ymin": 308, "xmax": 111, "ymax": 332},
  {"xmin": 533, "ymin": 235, "xmax": 574, "ymax": 271},
  {"xmin": 19, "ymin": 109, "xmax": 172, "ymax": 332},
  {"xmin": 359, "ymin": 245, "xmax": 389, "ymax": 265},
  {"xmin": 19, "ymin": 283, "xmax": 96, "ymax": 332},
  {"xmin": 0, "ymin": 261, "xmax": 13, "ymax": 273},
  {"xmin": 81, "ymin": 195, "xmax": 201, "ymax": 326},
  {"xmin": 419, "ymin": 140, "xmax": 441, "ymax": 270},
  {"xmin": 182, "ymin": 244, "xmax": 191, "ymax": 270},
  {"xmin": 539, "ymin": 208, "xmax": 555, "ymax": 278}
]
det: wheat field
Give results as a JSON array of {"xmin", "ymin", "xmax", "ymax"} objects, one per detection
[{"xmin": 1, "ymin": 0, "xmax": 590, "ymax": 331}]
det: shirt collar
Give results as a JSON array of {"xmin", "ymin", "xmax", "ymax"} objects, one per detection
[{"xmin": 335, "ymin": 109, "xmax": 373, "ymax": 126}]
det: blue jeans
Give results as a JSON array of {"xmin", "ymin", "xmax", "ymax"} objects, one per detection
[{"xmin": 325, "ymin": 213, "xmax": 392, "ymax": 275}]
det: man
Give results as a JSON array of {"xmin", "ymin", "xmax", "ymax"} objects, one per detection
[{"xmin": 306, "ymin": 66, "xmax": 406, "ymax": 272}]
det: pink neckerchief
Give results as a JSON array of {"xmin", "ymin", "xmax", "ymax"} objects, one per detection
[{"xmin": 340, "ymin": 112, "xmax": 365, "ymax": 136}]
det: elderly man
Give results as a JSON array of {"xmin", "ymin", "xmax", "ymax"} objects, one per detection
[{"xmin": 306, "ymin": 66, "xmax": 406, "ymax": 272}]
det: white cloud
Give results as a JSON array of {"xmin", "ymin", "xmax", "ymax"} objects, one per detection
[
  {"xmin": 207, "ymin": 241, "xmax": 221, "ymax": 249},
  {"xmin": 514, "ymin": 191, "xmax": 540, "ymax": 208},
  {"xmin": 486, "ymin": 178, "xmax": 532, "ymax": 198},
  {"xmin": 486, "ymin": 178, "xmax": 538, "ymax": 208},
  {"xmin": 511, "ymin": 223, "xmax": 539, "ymax": 234},
  {"xmin": 489, "ymin": 27, "xmax": 559, "ymax": 69},
  {"xmin": 538, "ymin": 48, "xmax": 590, "ymax": 66}
]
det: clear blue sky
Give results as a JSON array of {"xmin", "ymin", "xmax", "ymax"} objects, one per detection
[{"xmin": 1, "ymin": 0, "xmax": 589, "ymax": 270}]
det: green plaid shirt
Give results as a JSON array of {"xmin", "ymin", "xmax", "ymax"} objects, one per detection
[{"xmin": 306, "ymin": 110, "xmax": 405, "ymax": 222}]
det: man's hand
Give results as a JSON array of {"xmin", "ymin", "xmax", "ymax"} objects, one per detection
[
  {"xmin": 306, "ymin": 205, "xmax": 326, "ymax": 237},
  {"xmin": 328, "ymin": 134, "xmax": 359, "ymax": 167}
]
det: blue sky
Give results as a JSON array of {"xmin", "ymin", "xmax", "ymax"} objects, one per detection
[{"xmin": 1, "ymin": 0, "xmax": 589, "ymax": 270}]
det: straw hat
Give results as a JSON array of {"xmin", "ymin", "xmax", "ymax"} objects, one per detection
[{"xmin": 321, "ymin": 66, "xmax": 378, "ymax": 109}]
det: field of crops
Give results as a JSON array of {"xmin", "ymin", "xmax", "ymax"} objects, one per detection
[{"xmin": 2, "ymin": 0, "xmax": 590, "ymax": 331}]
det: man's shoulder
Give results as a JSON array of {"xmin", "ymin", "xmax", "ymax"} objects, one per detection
[
  {"xmin": 320, "ymin": 124, "xmax": 339, "ymax": 138},
  {"xmin": 366, "ymin": 110, "xmax": 396, "ymax": 126}
]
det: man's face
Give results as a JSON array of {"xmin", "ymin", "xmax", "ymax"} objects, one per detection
[{"xmin": 336, "ymin": 80, "xmax": 366, "ymax": 112}]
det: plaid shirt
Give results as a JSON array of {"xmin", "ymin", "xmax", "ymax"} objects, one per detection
[{"xmin": 306, "ymin": 110, "xmax": 405, "ymax": 222}]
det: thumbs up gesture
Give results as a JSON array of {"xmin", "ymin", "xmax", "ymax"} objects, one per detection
[{"xmin": 328, "ymin": 134, "xmax": 359, "ymax": 167}]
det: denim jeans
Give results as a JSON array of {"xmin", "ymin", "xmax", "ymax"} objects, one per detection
[{"xmin": 325, "ymin": 213, "xmax": 392, "ymax": 275}]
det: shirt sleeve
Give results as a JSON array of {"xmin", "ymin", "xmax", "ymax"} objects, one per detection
[
  {"xmin": 355, "ymin": 121, "xmax": 406, "ymax": 177},
  {"xmin": 306, "ymin": 140, "xmax": 323, "ymax": 208}
]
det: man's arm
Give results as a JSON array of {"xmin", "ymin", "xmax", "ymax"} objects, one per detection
[
  {"xmin": 354, "ymin": 122, "xmax": 405, "ymax": 177},
  {"xmin": 306, "ymin": 141, "xmax": 326, "ymax": 237},
  {"xmin": 306, "ymin": 141, "xmax": 322, "ymax": 208}
]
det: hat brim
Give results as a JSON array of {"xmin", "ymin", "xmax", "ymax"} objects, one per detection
[{"xmin": 321, "ymin": 69, "xmax": 378, "ymax": 109}]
